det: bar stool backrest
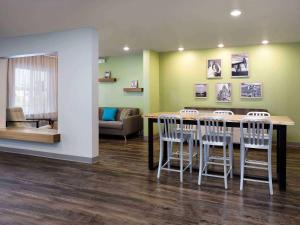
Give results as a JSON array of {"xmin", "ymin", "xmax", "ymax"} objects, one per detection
[
  {"xmin": 213, "ymin": 110, "xmax": 234, "ymax": 133},
  {"xmin": 158, "ymin": 114, "xmax": 183, "ymax": 142},
  {"xmin": 247, "ymin": 111, "xmax": 270, "ymax": 117},
  {"xmin": 240, "ymin": 117, "xmax": 273, "ymax": 148},
  {"xmin": 213, "ymin": 110, "xmax": 234, "ymax": 116},
  {"xmin": 180, "ymin": 109, "xmax": 199, "ymax": 131},
  {"xmin": 202, "ymin": 116, "xmax": 227, "ymax": 144}
]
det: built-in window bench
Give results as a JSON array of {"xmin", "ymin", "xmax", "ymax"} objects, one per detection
[{"xmin": 0, "ymin": 128, "xmax": 60, "ymax": 144}]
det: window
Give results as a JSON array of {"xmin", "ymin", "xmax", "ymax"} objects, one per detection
[{"xmin": 8, "ymin": 55, "xmax": 58, "ymax": 120}]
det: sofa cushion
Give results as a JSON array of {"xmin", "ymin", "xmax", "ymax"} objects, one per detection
[
  {"xmin": 99, "ymin": 121, "xmax": 123, "ymax": 130},
  {"xmin": 102, "ymin": 108, "xmax": 118, "ymax": 121}
]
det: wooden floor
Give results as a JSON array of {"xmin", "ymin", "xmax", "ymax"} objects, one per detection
[{"xmin": 0, "ymin": 136, "xmax": 300, "ymax": 225}]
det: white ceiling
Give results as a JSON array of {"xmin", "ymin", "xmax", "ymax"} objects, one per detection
[{"xmin": 1, "ymin": 0, "xmax": 300, "ymax": 56}]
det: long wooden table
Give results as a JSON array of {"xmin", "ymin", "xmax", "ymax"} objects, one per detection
[{"xmin": 144, "ymin": 112, "xmax": 295, "ymax": 191}]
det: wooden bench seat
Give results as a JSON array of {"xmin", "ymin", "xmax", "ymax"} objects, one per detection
[{"xmin": 0, "ymin": 128, "xmax": 60, "ymax": 144}]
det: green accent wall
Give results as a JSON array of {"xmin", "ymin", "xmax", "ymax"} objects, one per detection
[
  {"xmin": 98, "ymin": 53, "xmax": 144, "ymax": 111},
  {"xmin": 143, "ymin": 50, "xmax": 160, "ymax": 135},
  {"xmin": 159, "ymin": 43, "xmax": 300, "ymax": 142}
]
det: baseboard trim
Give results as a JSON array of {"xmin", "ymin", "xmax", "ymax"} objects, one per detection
[{"xmin": 0, "ymin": 147, "xmax": 99, "ymax": 164}]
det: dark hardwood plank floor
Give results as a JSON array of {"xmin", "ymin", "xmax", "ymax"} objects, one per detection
[{"xmin": 0, "ymin": 136, "xmax": 300, "ymax": 225}]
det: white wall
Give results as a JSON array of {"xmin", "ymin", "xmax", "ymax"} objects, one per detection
[
  {"xmin": 0, "ymin": 59, "xmax": 7, "ymax": 128},
  {"xmin": 0, "ymin": 28, "xmax": 99, "ymax": 161}
]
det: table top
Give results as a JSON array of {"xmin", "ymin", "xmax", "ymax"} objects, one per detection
[{"xmin": 144, "ymin": 112, "xmax": 295, "ymax": 126}]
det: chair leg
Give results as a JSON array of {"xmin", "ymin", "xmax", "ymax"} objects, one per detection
[
  {"xmin": 167, "ymin": 141, "xmax": 171, "ymax": 169},
  {"xmin": 157, "ymin": 140, "xmax": 164, "ymax": 179},
  {"xmin": 204, "ymin": 144, "xmax": 208, "ymax": 175},
  {"xmin": 198, "ymin": 142, "xmax": 203, "ymax": 185},
  {"xmin": 124, "ymin": 135, "xmax": 127, "ymax": 142},
  {"xmin": 223, "ymin": 144, "xmax": 228, "ymax": 189},
  {"xmin": 240, "ymin": 144, "xmax": 245, "ymax": 191},
  {"xmin": 229, "ymin": 140, "xmax": 233, "ymax": 178},
  {"xmin": 268, "ymin": 147, "xmax": 273, "ymax": 195},
  {"xmin": 205, "ymin": 145, "xmax": 210, "ymax": 175},
  {"xmin": 180, "ymin": 142, "xmax": 184, "ymax": 183},
  {"xmin": 189, "ymin": 138, "xmax": 193, "ymax": 174}
]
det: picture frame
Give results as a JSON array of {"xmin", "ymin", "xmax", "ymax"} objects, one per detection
[
  {"xmin": 104, "ymin": 71, "xmax": 111, "ymax": 78},
  {"xmin": 130, "ymin": 80, "xmax": 138, "ymax": 88},
  {"xmin": 195, "ymin": 83, "xmax": 208, "ymax": 98},
  {"xmin": 216, "ymin": 83, "xmax": 232, "ymax": 102},
  {"xmin": 240, "ymin": 82, "xmax": 263, "ymax": 99},
  {"xmin": 207, "ymin": 59, "xmax": 222, "ymax": 79},
  {"xmin": 231, "ymin": 53, "xmax": 249, "ymax": 78}
]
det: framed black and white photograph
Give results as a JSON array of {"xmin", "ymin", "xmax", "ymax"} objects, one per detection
[
  {"xmin": 104, "ymin": 71, "xmax": 111, "ymax": 78},
  {"xmin": 130, "ymin": 80, "xmax": 138, "ymax": 88},
  {"xmin": 240, "ymin": 82, "xmax": 263, "ymax": 98},
  {"xmin": 195, "ymin": 83, "xmax": 208, "ymax": 98},
  {"xmin": 207, "ymin": 59, "xmax": 222, "ymax": 78},
  {"xmin": 216, "ymin": 83, "xmax": 232, "ymax": 102},
  {"xmin": 231, "ymin": 53, "xmax": 249, "ymax": 77}
]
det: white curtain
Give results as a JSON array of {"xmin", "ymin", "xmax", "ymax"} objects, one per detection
[{"xmin": 8, "ymin": 55, "xmax": 58, "ymax": 120}]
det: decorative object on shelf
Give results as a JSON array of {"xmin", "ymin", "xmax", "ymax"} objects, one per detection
[
  {"xmin": 130, "ymin": 80, "xmax": 138, "ymax": 88},
  {"xmin": 195, "ymin": 83, "xmax": 208, "ymax": 98},
  {"xmin": 104, "ymin": 71, "xmax": 111, "ymax": 78},
  {"xmin": 98, "ymin": 78, "xmax": 117, "ymax": 82},
  {"xmin": 207, "ymin": 59, "xmax": 222, "ymax": 78},
  {"xmin": 123, "ymin": 88, "xmax": 143, "ymax": 92},
  {"xmin": 98, "ymin": 57, "xmax": 106, "ymax": 64},
  {"xmin": 216, "ymin": 83, "xmax": 232, "ymax": 102},
  {"xmin": 240, "ymin": 82, "xmax": 263, "ymax": 98},
  {"xmin": 231, "ymin": 53, "xmax": 249, "ymax": 78}
]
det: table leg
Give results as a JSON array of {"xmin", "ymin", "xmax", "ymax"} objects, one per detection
[
  {"xmin": 148, "ymin": 118, "xmax": 154, "ymax": 170},
  {"xmin": 277, "ymin": 125, "xmax": 287, "ymax": 191}
]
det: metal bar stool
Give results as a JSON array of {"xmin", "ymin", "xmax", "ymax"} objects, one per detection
[
  {"xmin": 157, "ymin": 114, "xmax": 194, "ymax": 183},
  {"xmin": 240, "ymin": 115, "xmax": 274, "ymax": 195},
  {"xmin": 179, "ymin": 109, "xmax": 200, "ymax": 151},
  {"xmin": 197, "ymin": 116, "xmax": 233, "ymax": 189}
]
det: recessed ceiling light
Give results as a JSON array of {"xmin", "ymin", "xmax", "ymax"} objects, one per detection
[
  {"xmin": 218, "ymin": 43, "xmax": 224, "ymax": 48},
  {"xmin": 123, "ymin": 46, "xmax": 130, "ymax": 51},
  {"xmin": 178, "ymin": 47, "xmax": 184, "ymax": 51},
  {"xmin": 230, "ymin": 9, "xmax": 242, "ymax": 17},
  {"xmin": 262, "ymin": 40, "xmax": 269, "ymax": 45}
]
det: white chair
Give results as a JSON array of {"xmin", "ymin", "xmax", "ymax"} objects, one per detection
[
  {"xmin": 247, "ymin": 111, "xmax": 270, "ymax": 117},
  {"xmin": 157, "ymin": 114, "xmax": 194, "ymax": 183},
  {"xmin": 213, "ymin": 110, "xmax": 234, "ymax": 116},
  {"xmin": 213, "ymin": 110, "xmax": 234, "ymax": 137},
  {"xmin": 179, "ymin": 109, "xmax": 199, "ymax": 144},
  {"xmin": 197, "ymin": 116, "xmax": 233, "ymax": 189},
  {"xmin": 240, "ymin": 116, "xmax": 274, "ymax": 195}
]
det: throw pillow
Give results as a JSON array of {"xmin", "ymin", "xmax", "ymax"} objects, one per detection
[
  {"xmin": 119, "ymin": 109, "xmax": 131, "ymax": 121},
  {"xmin": 102, "ymin": 108, "xmax": 118, "ymax": 121}
]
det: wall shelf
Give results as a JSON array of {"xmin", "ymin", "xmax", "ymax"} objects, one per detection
[
  {"xmin": 98, "ymin": 78, "xmax": 117, "ymax": 82},
  {"xmin": 123, "ymin": 88, "xmax": 144, "ymax": 92}
]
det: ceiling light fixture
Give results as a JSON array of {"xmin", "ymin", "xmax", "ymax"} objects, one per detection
[
  {"xmin": 262, "ymin": 40, "xmax": 269, "ymax": 45},
  {"xmin": 230, "ymin": 9, "xmax": 242, "ymax": 17},
  {"xmin": 123, "ymin": 46, "xmax": 130, "ymax": 51},
  {"xmin": 178, "ymin": 47, "xmax": 184, "ymax": 52},
  {"xmin": 218, "ymin": 43, "xmax": 224, "ymax": 48}
]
